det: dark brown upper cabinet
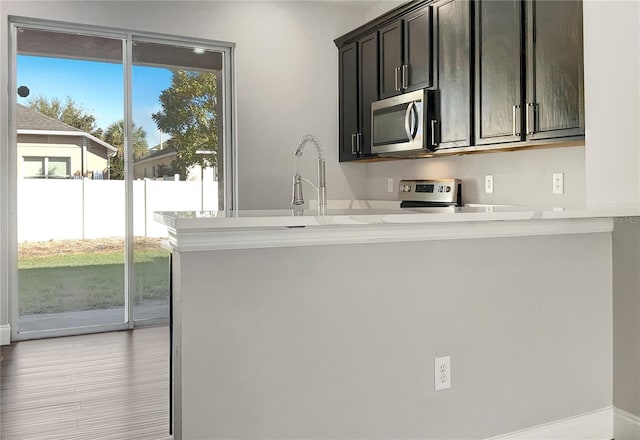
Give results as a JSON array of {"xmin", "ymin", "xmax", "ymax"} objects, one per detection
[
  {"xmin": 432, "ymin": 0, "xmax": 472, "ymax": 150},
  {"xmin": 379, "ymin": 5, "xmax": 433, "ymax": 99},
  {"xmin": 475, "ymin": 0, "xmax": 524, "ymax": 146},
  {"xmin": 525, "ymin": 0, "xmax": 584, "ymax": 140},
  {"xmin": 358, "ymin": 32, "xmax": 379, "ymax": 158},
  {"xmin": 334, "ymin": 0, "xmax": 585, "ymax": 162},
  {"xmin": 338, "ymin": 42, "xmax": 359, "ymax": 161},
  {"xmin": 403, "ymin": 7, "xmax": 433, "ymax": 92},
  {"xmin": 338, "ymin": 34, "xmax": 379, "ymax": 161},
  {"xmin": 379, "ymin": 20, "xmax": 404, "ymax": 99},
  {"xmin": 475, "ymin": 0, "xmax": 584, "ymax": 146}
]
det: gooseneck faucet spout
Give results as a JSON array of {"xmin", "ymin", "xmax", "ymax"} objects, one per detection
[{"xmin": 291, "ymin": 134, "xmax": 327, "ymax": 214}]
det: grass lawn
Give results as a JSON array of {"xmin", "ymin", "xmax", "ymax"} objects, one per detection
[{"xmin": 18, "ymin": 242, "xmax": 170, "ymax": 315}]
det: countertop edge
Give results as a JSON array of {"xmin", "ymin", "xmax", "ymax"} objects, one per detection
[
  {"xmin": 154, "ymin": 208, "xmax": 639, "ymax": 230},
  {"xmin": 160, "ymin": 217, "xmax": 616, "ymax": 252}
]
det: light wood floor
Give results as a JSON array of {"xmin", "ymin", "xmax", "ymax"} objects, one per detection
[{"xmin": 0, "ymin": 327, "xmax": 171, "ymax": 440}]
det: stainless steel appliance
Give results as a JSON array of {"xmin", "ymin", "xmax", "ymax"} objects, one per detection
[
  {"xmin": 371, "ymin": 89, "xmax": 437, "ymax": 156},
  {"xmin": 398, "ymin": 178, "xmax": 462, "ymax": 208}
]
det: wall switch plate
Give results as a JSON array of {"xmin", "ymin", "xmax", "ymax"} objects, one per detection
[
  {"xmin": 485, "ymin": 175, "xmax": 494, "ymax": 194},
  {"xmin": 434, "ymin": 356, "xmax": 451, "ymax": 391},
  {"xmin": 387, "ymin": 178, "xmax": 394, "ymax": 193},
  {"xmin": 553, "ymin": 173, "xmax": 564, "ymax": 194}
]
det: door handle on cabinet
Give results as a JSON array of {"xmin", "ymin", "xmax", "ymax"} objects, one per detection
[
  {"xmin": 431, "ymin": 120, "xmax": 438, "ymax": 147},
  {"xmin": 402, "ymin": 65, "xmax": 409, "ymax": 89},
  {"xmin": 512, "ymin": 104, "xmax": 521, "ymax": 136},
  {"xmin": 351, "ymin": 133, "xmax": 356, "ymax": 155},
  {"xmin": 356, "ymin": 133, "xmax": 362, "ymax": 154},
  {"xmin": 395, "ymin": 67, "xmax": 401, "ymax": 91},
  {"xmin": 526, "ymin": 103, "xmax": 535, "ymax": 135}
]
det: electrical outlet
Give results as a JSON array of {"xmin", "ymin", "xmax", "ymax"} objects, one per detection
[
  {"xmin": 387, "ymin": 178, "xmax": 394, "ymax": 193},
  {"xmin": 485, "ymin": 175, "xmax": 494, "ymax": 194},
  {"xmin": 434, "ymin": 356, "xmax": 451, "ymax": 391},
  {"xmin": 553, "ymin": 173, "xmax": 564, "ymax": 194}
]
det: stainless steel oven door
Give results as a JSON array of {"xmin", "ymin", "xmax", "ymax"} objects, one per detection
[{"xmin": 371, "ymin": 89, "xmax": 425, "ymax": 154}]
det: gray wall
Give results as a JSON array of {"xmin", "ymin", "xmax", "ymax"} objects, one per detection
[
  {"xmin": 364, "ymin": 0, "xmax": 406, "ymax": 21},
  {"xmin": 613, "ymin": 218, "xmax": 640, "ymax": 417},
  {"xmin": 584, "ymin": 1, "xmax": 640, "ymax": 208},
  {"xmin": 365, "ymin": 146, "xmax": 586, "ymax": 208},
  {"xmin": 177, "ymin": 233, "xmax": 613, "ymax": 439}
]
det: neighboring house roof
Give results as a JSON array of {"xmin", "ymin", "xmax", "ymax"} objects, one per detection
[
  {"xmin": 16, "ymin": 104, "xmax": 118, "ymax": 155},
  {"xmin": 134, "ymin": 146, "xmax": 176, "ymax": 165},
  {"xmin": 17, "ymin": 104, "xmax": 83, "ymax": 132}
]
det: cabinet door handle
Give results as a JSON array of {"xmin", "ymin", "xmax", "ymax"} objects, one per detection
[
  {"xmin": 395, "ymin": 67, "xmax": 401, "ymax": 91},
  {"xmin": 402, "ymin": 65, "xmax": 409, "ymax": 90},
  {"xmin": 512, "ymin": 104, "xmax": 521, "ymax": 136},
  {"xmin": 357, "ymin": 133, "xmax": 362, "ymax": 154},
  {"xmin": 431, "ymin": 120, "xmax": 438, "ymax": 147},
  {"xmin": 351, "ymin": 133, "xmax": 356, "ymax": 154},
  {"xmin": 526, "ymin": 102, "xmax": 535, "ymax": 135}
]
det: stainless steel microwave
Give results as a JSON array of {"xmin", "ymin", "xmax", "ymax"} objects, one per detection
[{"xmin": 371, "ymin": 89, "xmax": 436, "ymax": 156}]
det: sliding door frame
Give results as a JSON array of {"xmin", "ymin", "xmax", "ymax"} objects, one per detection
[{"xmin": 7, "ymin": 17, "xmax": 236, "ymax": 341}]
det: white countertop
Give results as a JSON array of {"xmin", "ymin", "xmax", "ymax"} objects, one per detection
[
  {"xmin": 154, "ymin": 205, "xmax": 638, "ymax": 252},
  {"xmin": 155, "ymin": 205, "xmax": 639, "ymax": 230}
]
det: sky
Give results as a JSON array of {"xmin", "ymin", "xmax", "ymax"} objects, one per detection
[{"xmin": 17, "ymin": 55, "xmax": 173, "ymax": 148}]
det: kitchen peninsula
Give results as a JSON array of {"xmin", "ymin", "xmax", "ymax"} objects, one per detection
[{"xmin": 156, "ymin": 207, "xmax": 638, "ymax": 440}]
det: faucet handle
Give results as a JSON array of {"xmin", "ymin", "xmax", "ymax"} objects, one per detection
[{"xmin": 291, "ymin": 174, "xmax": 304, "ymax": 206}]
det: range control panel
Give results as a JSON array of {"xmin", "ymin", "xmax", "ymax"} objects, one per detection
[{"xmin": 398, "ymin": 179, "xmax": 461, "ymax": 205}]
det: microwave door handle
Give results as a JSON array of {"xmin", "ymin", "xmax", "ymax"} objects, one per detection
[
  {"xmin": 411, "ymin": 103, "xmax": 419, "ymax": 138},
  {"xmin": 404, "ymin": 102, "xmax": 416, "ymax": 140}
]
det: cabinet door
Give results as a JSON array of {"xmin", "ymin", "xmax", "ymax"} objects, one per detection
[
  {"xmin": 358, "ymin": 33, "xmax": 379, "ymax": 157},
  {"xmin": 526, "ymin": 0, "xmax": 584, "ymax": 140},
  {"xmin": 339, "ymin": 42, "xmax": 359, "ymax": 162},
  {"xmin": 433, "ymin": 0, "xmax": 472, "ymax": 149},
  {"xmin": 475, "ymin": 0, "xmax": 523, "ymax": 145},
  {"xmin": 379, "ymin": 19, "xmax": 403, "ymax": 99},
  {"xmin": 403, "ymin": 6, "xmax": 433, "ymax": 92}
]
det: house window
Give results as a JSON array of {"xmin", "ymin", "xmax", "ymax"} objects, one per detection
[{"xmin": 23, "ymin": 156, "xmax": 70, "ymax": 179}]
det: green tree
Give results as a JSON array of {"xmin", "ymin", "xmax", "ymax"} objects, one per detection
[
  {"xmin": 151, "ymin": 70, "xmax": 218, "ymax": 179},
  {"xmin": 27, "ymin": 95, "xmax": 103, "ymax": 138},
  {"xmin": 103, "ymin": 120, "xmax": 149, "ymax": 180}
]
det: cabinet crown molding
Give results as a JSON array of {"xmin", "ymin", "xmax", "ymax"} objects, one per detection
[{"xmin": 334, "ymin": 0, "xmax": 431, "ymax": 48}]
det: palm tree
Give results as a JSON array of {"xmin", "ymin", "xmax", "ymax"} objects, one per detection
[{"xmin": 104, "ymin": 120, "xmax": 149, "ymax": 179}]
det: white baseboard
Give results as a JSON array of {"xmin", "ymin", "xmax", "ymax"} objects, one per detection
[
  {"xmin": 486, "ymin": 407, "xmax": 613, "ymax": 440},
  {"xmin": 614, "ymin": 407, "xmax": 640, "ymax": 440},
  {"xmin": 0, "ymin": 324, "xmax": 11, "ymax": 345}
]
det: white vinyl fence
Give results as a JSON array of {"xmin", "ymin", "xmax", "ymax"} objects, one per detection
[{"xmin": 17, "ymin": 178, "xmax": 218, "ymax": 242}]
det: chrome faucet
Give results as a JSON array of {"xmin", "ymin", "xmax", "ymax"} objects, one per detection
[{"xmin": 291, "ymin": 134, "xmax": 327, "ymax": 214}]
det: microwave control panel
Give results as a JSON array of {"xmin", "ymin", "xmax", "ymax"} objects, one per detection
[{"xmin": 398, "ymin": 179, "xmax": 461, "ymax": 205}]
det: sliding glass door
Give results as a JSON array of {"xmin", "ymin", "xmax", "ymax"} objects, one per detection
[
  {"xmin": 10, "ymin": 21, "xmax": 233, "ymax": 339},
  {"xmin": 131, "ymin": 40, "xmax": 224, "ymax": 322},
  {"xmin": 15, "ymin": 28, "xmax": 127, "ymax": 335}
]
